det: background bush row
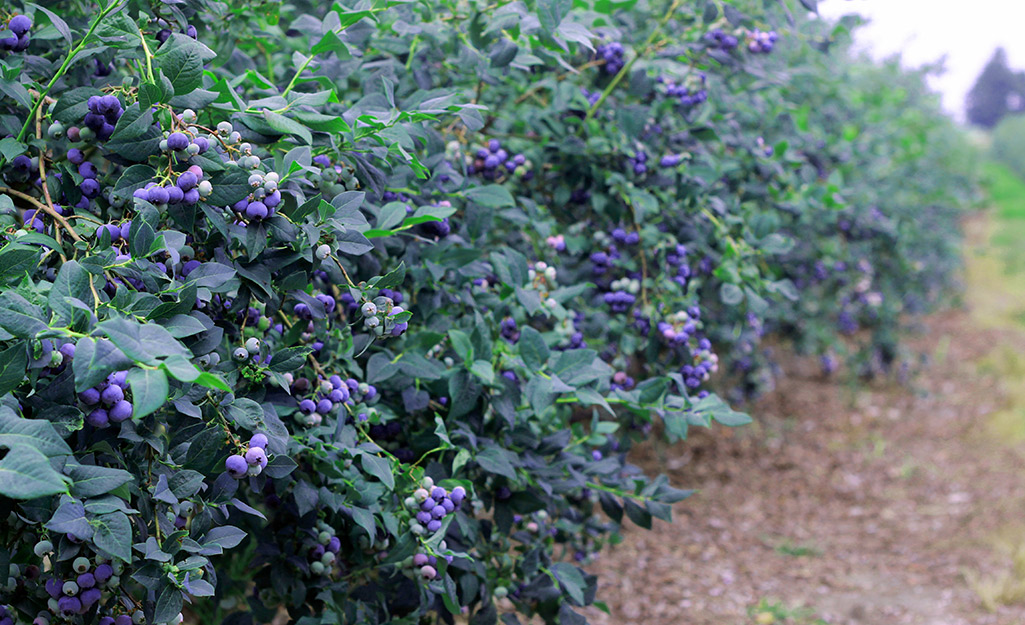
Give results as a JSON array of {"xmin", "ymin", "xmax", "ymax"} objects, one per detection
[{"xmin": 0, "ymin": 1, "xmax": 976, "ymax": 624}]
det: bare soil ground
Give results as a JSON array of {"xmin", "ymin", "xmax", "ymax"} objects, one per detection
[{"xmin": 583, "ymin": 217, "xmax": 1025, "ymax": 625}]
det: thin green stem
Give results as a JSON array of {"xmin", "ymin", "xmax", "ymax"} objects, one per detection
[
  {"xmin": 584, "ymin": 0, "xmax": 681, "ymax": 122},
  {"xmin": 16, "ymin": 0, "xmax": 123, "ymax": 142}
]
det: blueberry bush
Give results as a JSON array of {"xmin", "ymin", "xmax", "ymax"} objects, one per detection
[{"xmin": 0, "ymin": 1, "xmax": 975, "ymax": 625}]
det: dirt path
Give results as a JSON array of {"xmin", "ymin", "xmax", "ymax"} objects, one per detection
[{"xmin": 583, "ymin": 215, "xmax": 1025, "ymax": 625}]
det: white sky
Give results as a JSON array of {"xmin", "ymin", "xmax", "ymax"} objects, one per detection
[{"xmin": 816, "ymin": 0, "xmax": 1025, "ymax": 121}]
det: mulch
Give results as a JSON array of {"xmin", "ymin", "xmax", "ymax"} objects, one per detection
[{"xmin": 583, "ymin": 307, "xmax": 1025, "ymax": 625}]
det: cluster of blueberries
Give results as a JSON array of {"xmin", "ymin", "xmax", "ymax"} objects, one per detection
[
  {"xmin": 311, "ymin": 154, "xmax": 360, "ymax": 195},
  {"xmin": 230, "ymin": 169, "xmax": 282, "ymax": 221},
  {"xmin": 580, "ymin": 87, "xmax": 601, "ymax": 107},
  {"xmin": 81, "ymin": 95, "xmax": 125, "ymax": 142},
  {"xmin": 78, "ymin": 369, "xmax": 134, "ymax": 428},
  {"xmin": 466, "ymin": 139, "xmax": 529, "ymax": 181},
  {"xmin": 304, "ymin": 520, "xmax": 342, "ymax": 577},
  {"xmin": 627, "ymin": 151, "xmax": 649, "ymax": 176},
  {"xmin": 359, "ymin": 295, "xmax": 409, "ymax": 338},
  {"xmin": 665, "ymin": 243, "xmax": 692, "ymax": 288},
  {"xmin": 704, "ymin": 29, "xmax": 739, "ymax": 51},
  {"xmin": 405, "ymin": 476, "xmax": 466, "ymax": 538},
  {"xmin": 603, "ymin": 290, "xmax": 636, "ymax": 313},
  {"xmin": 681, "ymin": 342, "xmax": 718, "ymax": 389},
  {"xmin": 0, "ymin": 14, "xmax": 31, "ymax": 52},
  {"xmin": 658, "ymin": 74, "xmax": 708, "ymax": 109},
  {"xmin": 224, "ymin": 432, "xmax": 269, "ymax": 479},
  {"xmin": 294, "ymin": 374, "xmax": 378, "ymax": 427},
  {"xmin": 417, "ymin": 200, "xmax": 453, "ymax": 240},
  {"xmin": 133, "ymin": 165, "xmax": 212, "ymax": 208},
  {"xmin": 154, "ymin": 19, "xmax": 198, "ymax": 44},
  {"xmin": 500, "ymin": 317, "xmax": 519, "ymax": 343},
  {"xmin": 40, "ymin": 553, "xmax": 120, "ymax": 616},
  {"xmin": 595, "ymin": 41, "xmax": 625, "ymax": 74},
  {"xmin": 747, "ymin": 29, "xmax": 779, "ymax": 54}
]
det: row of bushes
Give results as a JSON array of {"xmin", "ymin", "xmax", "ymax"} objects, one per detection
[{"xmin": 0, "ymin": 1, "xmax": 975, "ymax": 624}]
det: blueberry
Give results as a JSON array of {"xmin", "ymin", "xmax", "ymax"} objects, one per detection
[
  {"xmin": 109, "ymin": 400, "xmax": 133, "ymax": 423},
  {"xmin": 86, "ymin": 408, "xmax": 109, "ymax": 428},
  {"xmin": 93, "ymin": 564, "xmax": 113, "ymax": 584},
  {"xmin": 249, "ymin": 433, "xmax": 268, "ymax": 448},
  {"xmin": 100, "ymin": 385, "xmax": 124, "ymax": 405},
  {"xmin": 167, "ymin": 132, "xmax": 189, "ymax": 151},
  {"xmin": 177, "ymin": 171, "xmax": 198, "ymax": 190},
  {"xmin": 8, "ymin": 15, "xmax": 32, "ymax": 35},
  {"xmin": 79, "ymin": 388, "xmax": 101, "ymax": 405},
  {"xmin": 225, "ymin": 454, "xmax": 248, "ymax": 478},
  {"xmin": 244, "ymin": 446, "xmax": 266, "ymax": 466},
  {"xmin": 232, "ymin": 347, "xmax": 250, "ymax": 362}
]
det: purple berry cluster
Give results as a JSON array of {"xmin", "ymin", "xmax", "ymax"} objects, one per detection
[
  {"xmin": 303, "ymin": 521, "xmax": 342, "ymax": 577},
  {"xmin": 230, "ymin": 169, "xmax": 280, "ymax": 222},
  {"xmin": 595, "ymin": 41, "xmax": 625, "ymax": 74},
  {"xmin": 627, "ymin": 151, "xmax": 648, "ymax": 175},
  {"xmin": 610, "ymin": 227, "xmax": 640, "ymax": 247},
  {"xmin": 546, "ymin": 234, "xmax": 566, "ymax": 251},
  {"xmin": 83, "ymin": 95, "xmax": 124, "ymax": 142},
  {"xmin": 665, "ymin": 243, "xmax": 691, "ymax": 288},
  {"xmin": 407, "ymin": 476, "xmax": 466, "ymax": 536},
  {"xmin": 0, "ymin": 604, "xmax": 11, "ymax": 625},
  {"xmin": 603, "ymin": 290, "xmax": 636, "ymax": 313},
  {"xmin": 466, "ymin": 139, "xmax": 528, "ymax": 181},
  {"xmin": 500, "ymin": 317, "xmax": 520, "ymax": 343},
  {"xmin": 79, "ymin": 370, "xmax": 134, "ymax": 428},
  {"xmin": 133, "ymin": 164, "xmax": 210, "ymax": 208},
  {"xmin": 418, "ymin": 200, "xmax": 453, "ymax": 239},
  {"xmin": 658, "ymin": 74, "xmax": 708, "ymax": 108},
  {"xmin": 294, "ymin": 375, "xmax": 376, "ymax": 427},
  {"xmin": 154, "ymin": 19, "xmax": 198, "ymax": 44},
  {"xmin": 580, "ymin": 87, "xmax": 601, "ymax": 107},
  {"xmin": 77, "ymin": 157, "xmax": 103, "ymax": 201},
  {"xmin": 746, "ymin": 29, "xmax": 778, "ymax": 54},
  {"xmin": 224, "ymin": 432, "xmax": 269, "ymax": 479},
  {"xmin": 704, "ymin": 29, "xmax": 739, "ymax": 51},
  {"xmin": 358, "ymin": 294, "xmax": 409, "ymax": 338},
  {"xmin": 681, "ymin": 338, "xmax": 718, "ymax": 389},
  {"xmin": 43, "ymin": 556, "xmax": 118, "ymax": 616},
  {"xmin": 1, "ymin": 14, "xmax": 31, "ymax": 52}
]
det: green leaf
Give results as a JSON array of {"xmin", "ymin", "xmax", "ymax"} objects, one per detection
[
  {"xmin": 359, "ymin": 454, "xmax": 394, "ymax": 490},
  {"xmin": 126, "ymin": 368, "xmax": 169, "ymax": 419},
  {"xmin": 154, "ymin": 583, "xmax": 184, "ymax": 624},
  {"xmin": 550, "ymin": 562, "xmax": 586, "ymax": 605},
  {"xmin": 0, "ymin": 443, "xmax": 68, "ymax": 499},
  {"xmin": 0, "ymin": 343, "xmax": 27, "ymax": 396},
  {"xmin": 537, "ymin": 0, "xmax": 572, "ymax": 33},
  {"xmin": 49, "ymin": 260, "xmax": 91, "ymax": 324},
  {"xmin": 719, "ymin": 283, "xmax": 744, "ymax": 306},
  {"xmin": 68, "ymin": 463, "xmax": 134, "ymax": 498},
  {"xmin": 207, "ymin": 167, "xmax": 252, "ymax": 206},
  {"xmin": 269, "ymin": 346, "xmax": 312, "ymax": 373},
  {"xmin": 475, "ymin": 447, "xmax": 517, "ymax": 481},
  {"xmin": 465, "ymin": 185, "xmax": 514, "ymax": 208},
  {"xmin": 518, "ymin": 326, "xmax": 549, "ymax": 371},
  {"xmin": 92, "ymin": 511, "xmax": 132, "ymax": 562},
  {"xmin": 0, "ymin": 406, "xmax": 72, "ymax": 457},
  {"xmin": 448, "ymin": 329, "xmax": 473, "ymax": 362},
  {"xmin": 155, "ymin": 35, "xmax": 207, "ymax": 95}
]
